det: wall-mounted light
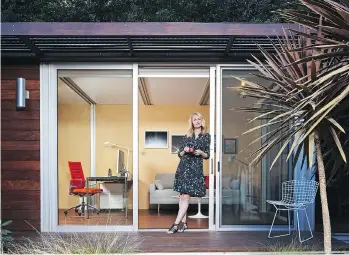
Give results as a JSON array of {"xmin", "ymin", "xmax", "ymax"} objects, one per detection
[{"xmin": 16, "ymin": 78, "xmax": 29, "ymax": 111}]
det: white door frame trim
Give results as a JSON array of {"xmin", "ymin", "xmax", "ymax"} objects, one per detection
[{"xmin": 209, "ymin": 66, "xmax": 216, "ymax": 230}]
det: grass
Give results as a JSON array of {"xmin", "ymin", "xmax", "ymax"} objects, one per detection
[
  {"xmin": 5, "ymin": 220, "xmax": 143, "ymax": 254},
  {"xmin": 265, "ymin": 237, "xmax": 323, "ymax": 252},
  {"xmin": 7, "ymin": 231, "xmax": 143, "ymax": 254},
  {"xmin": 254, "ymin": 233, "xmax": 349, "ymax": 253}
]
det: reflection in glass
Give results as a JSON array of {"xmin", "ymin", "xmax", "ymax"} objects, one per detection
[{"xmin": 220, "ymin": 70, "xmax": 291, "ymax": 226}]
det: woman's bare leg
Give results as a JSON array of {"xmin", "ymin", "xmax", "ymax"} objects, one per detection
[
  {"xmin": 178, "ymin": 194, "xmax": 187, "ymax": 223},
  {"xmin": 175, "ymin": 194, "xmax": 190, "ymax": 224}
]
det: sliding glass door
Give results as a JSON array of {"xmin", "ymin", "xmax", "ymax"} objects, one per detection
[
  {"xmin": 215, "ymin": 65, "xmax": 292, "ymax": 230},
  {"xmin": 41, "ymin": 63, "xmax": 138, "ymax": 232}
]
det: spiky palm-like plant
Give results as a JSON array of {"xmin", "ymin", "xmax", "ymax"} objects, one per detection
[{"xmin": 233, "ymin": 1, "xmax": 349, "ymax": 253}]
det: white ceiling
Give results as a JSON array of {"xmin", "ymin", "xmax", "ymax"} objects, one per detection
[
  {"xmin": 58, "ymin": 76, "xmax": 209, "ymax": 105},
  {"xmin": 143, "ymin": 77, "xmax": 208, "ymax": 105}
]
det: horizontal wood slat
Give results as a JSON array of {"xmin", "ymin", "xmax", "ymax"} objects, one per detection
[
  {"xmin": 2, "ymin": 141, "xmax": 40, "ymax": 150},
  {"xmin": 2, "ymin": 100, "xmax": 40, "ymax": 111},
  {"xmin": 2, "ymin": 209, "xmax": 40, "ymax": 220},
  {"xmin": 0, "ymin": 220, "xmax": 40, "ymax": 231},
  {"xmin": 1, "ymin": 180, "xmax": 40, "ymax": 191},
  {"xmin": 2, "ymin": 130, "xmax": 40, "ymax": 140},
  {"xmin": 2, "ymin": 120, "xmax": 40, "ymax": 130},
  {"xmin": 1, "ymin": 67, "xmax": 40, "ymax": 80},
  {"xmin": 2, "ymin": 190, "xmax": 40, "ymax": 198},
  {"xmin": 2, "ymin": 161, "xmax": 40, "ymax": 171},
  {"xmin": 2, "ymin": 111, "xmax": 40, "ymax": 120},
  {"xmin": 2, "ymin": 150, "xmax": 40, "ymax": 161},
  {"xmin": 1, "ymin": 170, "xmax": 40, "ymax": 181},
  {"xmin": 2, "ymin": 90, "xmax": 40, "ymax": 100},
  {"xmin": 1, "ymin": 80, "xmax": 40, "ymax": 90},
  {"xmin": 2, "ymin": 199, "xmax": 40, "ymax": 210}
]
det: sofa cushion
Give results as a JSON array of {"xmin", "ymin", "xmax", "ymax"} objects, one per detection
[
  {"xmin": 222, "ymin": 175, "xmax": 233, "ymax": 189},
  {"xmin": 231, "ymin": 179, "xmax": 240, "ymax": 190},
  {"xmin": 152, "ymin": 189, "xmax": 179, "ymax": 198},
  {"xmin": 155, "ymin": 173, "xmax": 175, "ymax": 189},
  {"xmin": 155, "ymin": 180, "xmax": 164, "ymax": 190}
]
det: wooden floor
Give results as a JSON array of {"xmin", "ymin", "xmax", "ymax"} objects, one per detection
[
  {"xmin": 14, "ymin": 231, "xmax": 349, "ymax": 253},
  {"xmin": 59, "ymin": 207, "xmax": 281, "ymax": 229},
  {"xmin": 59, "ymin": 209, "xmax": 208, "ymax": 229}
]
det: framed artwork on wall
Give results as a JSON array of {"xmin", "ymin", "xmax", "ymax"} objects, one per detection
[
  {"xmin": 171, "ymin": 135, "xmax": 184, "ymax": 154},
  {"xmin": 223, "ymin": 138, "xmax": 237, "ymax": 154},
  {"xmin": 145, "ymin": 131, "xmax": 168, "ymax": 149}
]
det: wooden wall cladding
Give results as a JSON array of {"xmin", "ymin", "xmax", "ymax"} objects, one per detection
[{"xmin": 1, "ymin": 64, "xmax": 41, "ymax": 232}]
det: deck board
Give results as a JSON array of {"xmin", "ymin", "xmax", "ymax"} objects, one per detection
[{"xmin": 13, "ymin": 231, "xmax": 349, "ymax": 253}]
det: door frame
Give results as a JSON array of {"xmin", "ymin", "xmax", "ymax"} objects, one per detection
[
  {"xmin": 215, "ymin": 64, "xmax": 299, "ymax": 231},
  {"xmin": 138, "ymin": 65, "xmax": 216, "ymax": 230},
  {"xmin": 40, "ymin": 63, "xmax": 138, "ymax": 232}
]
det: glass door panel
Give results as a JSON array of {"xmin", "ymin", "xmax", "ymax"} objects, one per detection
[
  {"xmin": 57, "ymin": 68, "xmax": 134, "ymax": 227},
  {"xmin": 216, "ymin": 67, "xmax": 292, "ymax": 229}
]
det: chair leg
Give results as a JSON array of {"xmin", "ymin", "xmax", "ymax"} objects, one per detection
[
  {"xmin": 268, "ymin": 209, "xmax": 291, "ymax": 238},
  {"xmin": 64, "ymin": 203, "xmax": 82, "ymax": 215},
  {"xmin": 87, "ymin": 204, "xmax": 100, "ymax": 214},
  {"xmin": 297, "ymin": 209, "xmax": 314, "ymax": 243}
]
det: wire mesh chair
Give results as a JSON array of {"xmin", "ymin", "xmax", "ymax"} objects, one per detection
[{"xmin": 266, "ymin": 180, "xmax": 319, "ymax": 243}]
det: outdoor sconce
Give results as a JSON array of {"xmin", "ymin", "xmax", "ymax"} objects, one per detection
[{"xmin": 16, "ymin": 78, "xmax": 29, "ymax": 111}]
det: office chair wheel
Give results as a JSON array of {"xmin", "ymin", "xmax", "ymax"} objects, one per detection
[
  {"xmin": 74, "ymin": 208, "xmax": 79, "ymax": 214},
  {"xmin": 64, "ymin": 211, "xmax": 68, "ymax": 216},
  {"xmin": 78, "ymin": 212, "xmax": 82, "ymax": 216}
]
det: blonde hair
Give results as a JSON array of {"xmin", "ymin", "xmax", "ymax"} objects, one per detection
[{"xmin": 186, "ymin": 112, "xmax": 207, "ymax": 138}]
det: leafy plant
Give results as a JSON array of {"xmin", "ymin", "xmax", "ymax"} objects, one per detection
[
  {"xmin": 232, "ymin": 0, "xmax": 349, "ymax": 253},
  {"xmin": 1, "ymin": 220, "xmax": 14, "ymax": 251}
]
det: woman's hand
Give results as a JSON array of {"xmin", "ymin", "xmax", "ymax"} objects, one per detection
[
  {"xmin": 180, "ymin": 146, "xmax": 189, "ymax": 157},
  {"xmin": 194, "ymin": 149, "xmax": 204, "ymax": 156}
]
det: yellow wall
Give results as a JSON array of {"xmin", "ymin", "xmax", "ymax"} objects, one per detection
[
  {"xmin": 138, "ymin": 105, "xmax": 210, "ymax": 210},
  {"xmin": 59, "ymin": 104, "xmax": 209, "ymax": 210},
  {"xmin": 58, "ymin": 103, "xmax": 91, "ymax": 209},
  {"xmin": 95, "ymin": 105, "xmax": 134, "ymax": 209}
]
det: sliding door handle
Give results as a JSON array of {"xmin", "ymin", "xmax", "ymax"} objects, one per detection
[{"xmin": 218, "ymin": 161, "xmax": 220, "ymax": 173}]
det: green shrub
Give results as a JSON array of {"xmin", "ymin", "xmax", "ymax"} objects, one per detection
[{"xmin": 1, "ymin": 220, "xmax": 14, "ymax": 252}]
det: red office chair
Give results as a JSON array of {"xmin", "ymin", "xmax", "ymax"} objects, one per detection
[{"xmin": 64, "ymin": 161, "xmax": 103, "ymax": 216}]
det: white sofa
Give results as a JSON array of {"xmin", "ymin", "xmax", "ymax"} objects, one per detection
[{"xmin": 149, "ymin": 173, "xmax": 246, "ymax": 212}]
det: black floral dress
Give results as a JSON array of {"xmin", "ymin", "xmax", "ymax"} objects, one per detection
[{"xmin": 173, "ymin": 133, "xmax": 211, "ymax": 197}]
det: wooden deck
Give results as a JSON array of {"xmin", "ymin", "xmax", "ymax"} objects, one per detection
[{"xmin": 13, "ymin": 230, "xmax": 349, "ymax": 253}]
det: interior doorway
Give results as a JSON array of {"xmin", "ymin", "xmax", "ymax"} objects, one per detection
[{"xmin": 137, "ymin": 67, "xmax": 215, "ymax": 230}]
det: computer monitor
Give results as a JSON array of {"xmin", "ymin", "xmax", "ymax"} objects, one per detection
[{"xmin": 116, "ymin": 149, "xmax": 125, "ymax": 175}]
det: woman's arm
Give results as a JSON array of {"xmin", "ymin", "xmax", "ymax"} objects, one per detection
[
  {"xmin": 202, "ymin": 134, "xmax": 211, "ymax": 159},
  {"xmin": 178, "ymin": 135, "xmax": 187, "ymax": 158}
]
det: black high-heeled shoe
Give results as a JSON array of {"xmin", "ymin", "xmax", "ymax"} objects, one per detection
[
  {"xmin": 178, "ymin": 222, "xmax": 188, "ymax": 232},
  {"xmin": 167, "ymin": 223, "xmax": 179, "ymax": 234}
]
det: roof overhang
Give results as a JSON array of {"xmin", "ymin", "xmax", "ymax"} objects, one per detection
[{"xmin": 1, "ymin": 22, "xmax": 299, "ymax": 63}]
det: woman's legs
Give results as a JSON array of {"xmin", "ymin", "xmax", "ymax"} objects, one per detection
[
  {"xmin": 178, "ymin": 195, "xmax": 187, "ymax": 222},
  {"xmin": 175, "ymin": 194, "xmax": 190, "ymax": 224},
  {"xmin": 167, "ymin": 193, "xmax": 190, "ymax": 234}
]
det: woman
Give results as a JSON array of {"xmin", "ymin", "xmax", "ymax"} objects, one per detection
[{"xmin": 167, "ymin": 112, "xmax": 211, "ymax": 234}]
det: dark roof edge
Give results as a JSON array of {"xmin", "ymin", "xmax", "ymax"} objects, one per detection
[{"xmin": 1, "ymin": 22, "xmax": 300, "ymax": 36}]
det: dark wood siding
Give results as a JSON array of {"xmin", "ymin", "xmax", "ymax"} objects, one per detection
[{"xmin": 1, "ymin": 64, "xmax": 41, "ymax": 232}]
